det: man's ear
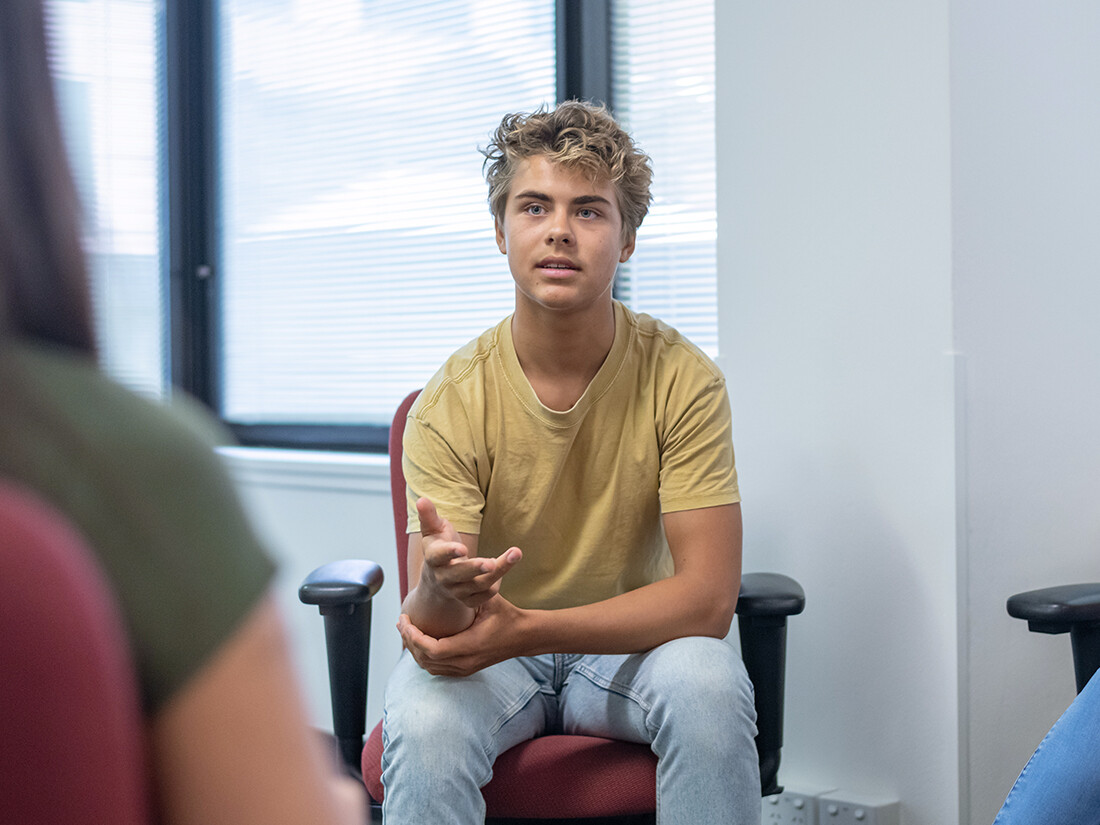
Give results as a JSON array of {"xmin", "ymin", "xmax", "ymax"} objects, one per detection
[
  {"xmin": 495, "ymin": 219, "xmax": 507, "ymax": 255},
  {"xmin": 619, "ymin": 233, "xmax": 636, "ymax": 263}
]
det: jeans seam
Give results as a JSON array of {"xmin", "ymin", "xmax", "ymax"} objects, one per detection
[
  {"xmin": 572, "ymin": 663, "xmax": 652, "ymax": 708},
  {"xmin": 571, "ymin": 662, "xmax": 657, "ymax": 737},
  {"xmin": 477, "ymin": 681, "xmax": 542, "ymax": 785}
]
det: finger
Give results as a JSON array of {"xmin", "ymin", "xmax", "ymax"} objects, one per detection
[
  {"xmin": 440, "ymin": 549, "xmax": 520, "ymax": 604},
  {"xmin": 472, "ymin": 546, "xmax": 523, "ymax": 586},
  {"xmin": 422, "ymin": 540, "xmax": 470, "ymax": 567},
  {"xmin": 428, "ymin": 558, "xmax": 493, "ymax": 593},
  {"xmin": 396, "ymin": 615, "xmax": 433, "ymax": 652},
  {"xmin": 493, "ymin": 546, "xmax": 522, "ymax": 575},
  {"xmin": 415, "ymin": 497, "xmax": 447, "ymax": 536}
]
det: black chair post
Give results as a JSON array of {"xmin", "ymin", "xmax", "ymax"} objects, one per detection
[
  {"xmin": 735, "ymin": 572, "xmax": 805, "ymax": 796},
  {"xmin": 1070, "ymin": 623, "xmax": 1100, "ymax": 694},
  {"xmin": 299, "ymin": 560, "xmax": 384, "ymax": 771}
]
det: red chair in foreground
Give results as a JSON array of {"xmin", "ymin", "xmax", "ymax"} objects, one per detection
[
  {"xmin": 0, "ymin": 481, "xmax": 150, "ymax": 825},
  {"xmin": 301, "ymin": 391, "xmax": 805, "ymax": 823}
]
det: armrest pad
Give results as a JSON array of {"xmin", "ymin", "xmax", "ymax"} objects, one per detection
[
  {"xmin": 736, "ymin": 572, "xmax": 805, "ymax": 618},
  {"xmin": 1007, "ymin": 583, "xmax": 1100, "ymax": 630},
  {"xmin": 299, "ymin": 560, "xmax": 384, "ymax": 607}
]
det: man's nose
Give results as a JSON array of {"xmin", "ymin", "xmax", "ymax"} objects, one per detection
[{"xmin": 547, "ymin": 213, "xmax": 573, "ymax": 244}]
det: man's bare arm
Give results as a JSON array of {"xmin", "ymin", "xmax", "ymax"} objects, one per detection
[
  {"xmin": 400, "ymin": 497, "xmax": 521, "ymax": 639},
  {"xmin": 399, "ymin": 503, "xmax": 742, "ymax": 676}
]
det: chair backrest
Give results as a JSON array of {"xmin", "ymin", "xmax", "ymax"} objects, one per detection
[
  {"xmin": 0, "ymin": 481, "xmax": 151, "ymax": 825},
  {"xmin": 389, "ymin": 389, "xmax": 422, "ymax": 600}
]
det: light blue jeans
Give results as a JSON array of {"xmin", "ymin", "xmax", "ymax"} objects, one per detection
[
  {"xmin": 992, "ymin": 669, "xmax": 1100, "ymax": 825},
  {"xmin": 380, "ymin": 636, "xmax": 761, "ymax": 824}
]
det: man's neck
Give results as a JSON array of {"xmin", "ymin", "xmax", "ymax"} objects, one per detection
[{"xmin": 511, "ymin": 299, "xmax": 616, "ymax": 411}]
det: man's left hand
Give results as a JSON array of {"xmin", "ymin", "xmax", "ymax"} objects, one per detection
[{"xmin": 397, "ymin": 595, "xmax": 527, "ymax": 677}]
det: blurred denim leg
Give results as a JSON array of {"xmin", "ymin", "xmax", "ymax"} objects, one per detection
[
  {"xmin": 993, "ymin": 669, "xmax": 1100, "ymax": 825},
  {"xmin": 380, "ymin": 651, "xmax": 553, "ymax": 824},
  {"xmin": 563, "ymin": 636, "xmax": 761, "ymax": 825}
]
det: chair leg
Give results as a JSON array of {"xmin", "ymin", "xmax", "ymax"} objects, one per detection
[
  {"xmin": 738, "ymin": 615, "xmax": 789, "ymax": 796},
  {"xmin": 319, "ymin": 603, "xmax": 373, "ymax": 771}
]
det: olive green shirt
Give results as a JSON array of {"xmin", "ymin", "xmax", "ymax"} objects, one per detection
[{"xmin": 0, "ymin": 340, "xmax": 274, "ymax": 711}]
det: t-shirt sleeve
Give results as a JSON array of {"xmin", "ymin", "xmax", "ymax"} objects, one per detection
[
  {"xmin": 657, "ymin": 374, "xmax": 741, "ymax": 513},
  {"xmin": 124, "ymin": 398, "xmax": 276, "ymax": 710},
  {"xmin": 401, "ymin": 396, "xmax": 486, "ymax": 536},
  {"xmin": 1, "ymin": 346, "xmax": 276, "ymax": 712}
]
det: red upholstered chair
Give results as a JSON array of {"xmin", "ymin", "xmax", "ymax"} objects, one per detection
[
  {"xmin": 301, "ymin": 391, "xmax": 805, "ymax": 823},
  {"xmin": 0, "ymin": 481, "xmax": 151, "ymax": 825}
]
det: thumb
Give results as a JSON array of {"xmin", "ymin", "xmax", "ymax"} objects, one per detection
[{"xmin": 415, "ymin": 496, "xmax": 444, "ymax": 534}]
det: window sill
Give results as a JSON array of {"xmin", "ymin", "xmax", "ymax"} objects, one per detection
[{"xmin": 217, "ymin": 446, "xmax": 391, "ymax": 495}]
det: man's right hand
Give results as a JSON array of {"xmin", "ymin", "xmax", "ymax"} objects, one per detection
[{"xmin": 416, "ymin": 497, "xmax": 522, "ymax": 609}]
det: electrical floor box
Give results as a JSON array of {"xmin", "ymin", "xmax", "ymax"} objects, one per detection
[
  {"xmin": 761, "ymin": 787, "xmax": 830, "ymax": 825},
  {"xmin": 816, "ymin": 790, "xmax": 900, "ymax": 825}
]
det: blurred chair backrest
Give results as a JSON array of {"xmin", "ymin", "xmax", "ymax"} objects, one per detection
[
  {"xmin": 0, "ymin": 480, "xmax": 151, "ymax": 825},
  {"xmin": 389, "ymin": 389, "xmax": 421, "ymax": 600}
]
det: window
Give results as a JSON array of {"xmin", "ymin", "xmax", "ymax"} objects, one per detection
[
  {"xmin": 45, "ymin": 0, "xmax": 717, "ymax": 449},
  {"xmin": 611, "ymin": 0, "xmax": 717, "ymax": 355},
  {"xmin": 45, "ymin": 0, "xmax": 166, "ymax": 399},
  {"xmin": 217, "ymin": 0, "xmax": 556, "ymax": 427}
]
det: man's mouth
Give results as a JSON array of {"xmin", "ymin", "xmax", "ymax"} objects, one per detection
[{"xmin": 538, "ymin": 258, "xmax": 578, "ymax": 271}]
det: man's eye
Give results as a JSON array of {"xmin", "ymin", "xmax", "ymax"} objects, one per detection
[
  {"xmin": 578, "ymin": 208, "xmax": 596, "ymax": 218},
  {"xmin": 526, "ymin": 204, "xmax": 545, "ymax": 215}
]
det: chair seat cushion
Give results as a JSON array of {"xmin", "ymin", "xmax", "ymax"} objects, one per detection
[{"xmin": 363, "ymin": 722, "xmax": 657, "ymax": 818}]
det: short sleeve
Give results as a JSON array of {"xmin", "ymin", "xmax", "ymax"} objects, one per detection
[
  {"xmin": 0, "ymin": 345, "xmax": 275, "ymax": 712},
  {"xmin": 657, "ymin": 376, "xmax": 740, "ymax": 513},
  {"xmin": 118, "ymin": 398, "xmax": 277, "ymax": 709},
  {"xmin": 401, "ymin": 400, "xmax": 486, "ymax": 536}
]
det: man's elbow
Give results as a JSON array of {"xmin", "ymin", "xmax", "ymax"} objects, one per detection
[{"xmin": 696, "ymin": 591, "xmax": 738, "ymax": 638}]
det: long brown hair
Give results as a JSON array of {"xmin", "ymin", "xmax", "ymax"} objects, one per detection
[{"xmin": 0, "ymin": 0, "xmax": 96, "ymax": 354}]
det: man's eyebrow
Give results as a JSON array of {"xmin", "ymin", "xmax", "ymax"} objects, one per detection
[
  {"xmin": 511, "ymin": 190, "xmax": 612, "ymax": 206},
  {"xmin": 513, "ymin": 190, "xmax": 551, "ymax": 202}
]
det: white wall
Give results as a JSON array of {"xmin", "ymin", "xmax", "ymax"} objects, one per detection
[
  {"xmin": 715, "ymin": 3, "xmax": 959, "ymax": 824},
  {"xmin": 713, "ymin": 2, "xmax": 1100, "ymax": 823},
  {"xmin": 951, "ymin": 2, "xmax": 1100, "ymax": 823},
  {"xmin": 223, "ymin": 3, "xmax": 1100, "ymax": 823}
]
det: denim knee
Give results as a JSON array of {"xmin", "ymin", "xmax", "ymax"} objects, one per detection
[
  {"xmin": 381, "ymin": 653, "xmax": 547, "ymax": 791},
  {"xmin": 642, "ymin": 637, "xmax": 758, "ymax": 744}
]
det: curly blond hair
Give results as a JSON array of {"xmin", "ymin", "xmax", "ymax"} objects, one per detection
[{"xmin": 482, "ymin": 100, "xmax": 652, "ymax": 242}]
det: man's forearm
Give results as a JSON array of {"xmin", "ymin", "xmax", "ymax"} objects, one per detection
[
  {"xmin": 401, "ymin": 584, "xmax": 477, "ymax": 639},
  {"xmin": 517, "ymin": 503, "xmax": 742, "ymax": 656},
  {"xmin": 518, "ymin": 570, "xmax": 738, "ymax": 657}
]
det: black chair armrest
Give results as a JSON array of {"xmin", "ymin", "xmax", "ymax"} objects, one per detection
[
  {"xmin": 735, "ymin": 572, "xmax": 805, "ymax": 797},
  {"xmin": 1007, "ymin": 583, "xmax": 1100, "ymax": 633},
  {"xmin": 300, "ymin": 559, "xmax": 384, "ymax": 608},
  {"xmin": 300, "ymin": 560, "xmax": 385, "ymax": 771},
  {"xmin": 1007, "ymin": 583, "xmax": 1100, "ymax": 694},
  {"xmin": 737, "ymin": 572, "xmax": 806, "ymax": 619}
]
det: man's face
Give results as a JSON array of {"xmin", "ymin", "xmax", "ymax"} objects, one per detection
[{"xmin": 495, "ymin": 155, "xmax": 635, "ymax": 317}]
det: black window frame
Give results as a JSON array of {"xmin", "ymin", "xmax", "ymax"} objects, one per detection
[{"xmin": 166, "ymin": 0, "xmax": 611, "ymax": 453}]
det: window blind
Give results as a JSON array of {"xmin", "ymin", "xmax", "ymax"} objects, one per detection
[
  {"xmin": 44, "ymin": 0, "xmax": 166, "ymax": 399},
  {"xmin": 611, "ymin": 0, "xmax": 717, "ymax": 355},
  {"xmin": 217, "ymin": 0, "xmax": 556, "ymax": 425}
]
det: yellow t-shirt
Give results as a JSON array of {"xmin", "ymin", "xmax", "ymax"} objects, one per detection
[{"xmin": 403, "ymin": 301, "xmax": 739, "ymax": 610}]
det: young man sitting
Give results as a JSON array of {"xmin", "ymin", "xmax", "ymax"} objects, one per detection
[{"xmin": 382, "ymin": 100, "xmax": 760, "ymax": 825}]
